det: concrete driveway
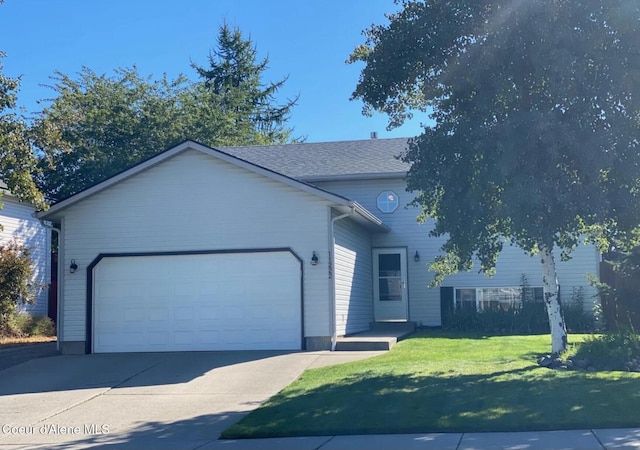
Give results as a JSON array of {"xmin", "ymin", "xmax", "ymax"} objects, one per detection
[{"xmin": 0, "ymin": 350, "xmax": 383, "ymax": 449}]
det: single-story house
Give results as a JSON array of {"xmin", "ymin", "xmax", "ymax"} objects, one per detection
[
  {"xmin": 36, "ymin": 138, "xmax": 599, "ymax": 354},
  {"xmin": 0, "ymin": 181, "xmax": 52, "ymax": 317}
]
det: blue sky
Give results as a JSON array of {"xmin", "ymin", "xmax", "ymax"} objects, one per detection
[{"xmin": 0, "ymin": 0, "xmax": 427, "ymax": 143}]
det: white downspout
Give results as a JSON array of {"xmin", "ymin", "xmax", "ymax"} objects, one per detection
[
  {"xmin": 39, "ymin": 219, "xmax": 62, "ymax": 352},
  {"xmin": 329, "ymin": 206, "xmax": 355, "ymax": 351}
]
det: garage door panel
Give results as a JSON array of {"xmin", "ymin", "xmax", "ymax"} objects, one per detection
[
  {"xmin": 93, "ymin": 252, "xmax": 301, "ymax": 352},
  {"xmin": 200, "ymin": 330, "xmax": 220, "ymax": 343},
  {"xmin": 148, "ymin": 331, "xmax": 170, "ymax": 345},
  {"xmin": 175, "ymin": 282, "xmax": 196, "ymax": 297},
  {"xmin": 149, "ymin": 308, "xmax": 170, "ymax": 321},
  {"xmin": 198, "ymin": 284, "xmax": 219, "ymax": 296},
  {"xmin": 199, "ymin": 306, "xmax": 220, "ymax": 320},
  {"xmin": 174, "ymin": 308, "xmax": 194, "ymax": 321},
  {"xmin": 124, "ymin": 306, "xmax": 147, "ymax": 322}
]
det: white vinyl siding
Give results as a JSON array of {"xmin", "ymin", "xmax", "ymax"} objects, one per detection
[
  {"xmin": 334, "ymin": 215, "xmax": 373, "ymax": 335},
  {"xmin": 315, "ymin": 178, "xmax": 600, "ymax": 325},
  {"xmin": 316, "ymin": 178, "xmax": 441, "ymax": 326},
  {"xmin": 58, "ymin": 149, "xmax": 332, "ymax": 343},
  {"xmin": 0, "ymin": 197, "xmax": 51, "ymax": 316}
]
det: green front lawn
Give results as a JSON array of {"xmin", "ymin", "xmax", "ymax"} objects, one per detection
[{"xmin": 223, "ymin": 331, "xmax": 640, "ymax": 438}]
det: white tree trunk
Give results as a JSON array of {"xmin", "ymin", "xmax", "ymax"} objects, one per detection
[{"xmin": 539, "ymin": 244, "xmax": 567, "ymax": 354}]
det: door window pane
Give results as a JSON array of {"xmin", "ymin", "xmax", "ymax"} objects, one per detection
[
  {"xmin": 379, "ymin": 278, "xmax": 402, "ymax": 301},
  {"xmin": 377, "ymin": 253, "xmax": 402, "ymax": 301},
  {"xmin": 378, "ymin": 254, "xmax": 401, "ymax": 277}
]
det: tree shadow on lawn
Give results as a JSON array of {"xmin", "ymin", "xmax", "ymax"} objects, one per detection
[{"xmin": 224, "ymin": 366, "xmax": 640, "ymax": 438}]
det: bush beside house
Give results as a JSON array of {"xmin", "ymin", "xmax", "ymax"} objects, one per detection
[
  {"xmin": 0, "ymin": 240, "xmax": 38, "ymax": 336},
  {"xmin": 443, "ymin": 275, "xmax": 596, "ymax": 335}
]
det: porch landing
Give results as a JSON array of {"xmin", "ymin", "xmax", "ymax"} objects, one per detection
[{"xmin": 334, "ymin": 322, "xmax": 416, "ymax": 351}]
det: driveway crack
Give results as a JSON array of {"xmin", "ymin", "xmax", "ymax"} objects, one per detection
[
  {"xmin": 590, "ymin": 429, "xmax": 607, "ymax": 449},
  {"xmin": 33, "ymin": 361, "xmax": 162, "ymax": 424},
  {"xmin": 456, "ymin": 432, "xmax": 464, "ymax": 450},
  {"xmin": 110, "ymin": 361, "xmax": 162, "ymax": 389},
  {"xmin": 316, "ymin": 435, "xmax": 336, "ymax": 449}
]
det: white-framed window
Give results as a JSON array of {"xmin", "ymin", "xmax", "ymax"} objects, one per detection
[
  {"xmin": 454, "ymin": 286, "xmax": 544, "ymax": 311},
  {"xmin": 377, "ymin": 191, "xmax": 399, "ymax": 213}
]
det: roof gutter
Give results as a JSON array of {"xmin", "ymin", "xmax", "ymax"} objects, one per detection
[
  {"xmin": 329, "ymin": 205, "xmax": 355, "ymax": 351},
  {"xmin": 351, "ymin": 202, "xmax": 389, "ymax": 232}
]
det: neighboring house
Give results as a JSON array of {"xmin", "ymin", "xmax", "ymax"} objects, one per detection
[
  {"xmin": 0, "ymin": 181, "xmax": 52, "ymax": 317},
  {"xmin": 36, "ymin": 139, "xmax": 599, "ymax": 354}
]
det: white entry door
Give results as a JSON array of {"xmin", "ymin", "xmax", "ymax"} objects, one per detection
[{"xmin": 373, "ymin": 248, "xmax": 408, "ymax": 321}]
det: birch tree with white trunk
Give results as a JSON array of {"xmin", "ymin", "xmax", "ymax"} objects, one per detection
[
  {"xmin": 349, "ymin": 0, "xmax": 640, "ymax": 354},
  {"xmin": 539, "ymin": 245, "xmax": 566, "ymax": 354}
]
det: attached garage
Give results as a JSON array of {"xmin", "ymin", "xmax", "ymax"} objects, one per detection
[
  {"xmin": 37, "ymin": 141, "xmax": 389, "ymax": 354},
  {"xmin": 89, "ymin": 250, "xmax": 302, "ymax": 353}
]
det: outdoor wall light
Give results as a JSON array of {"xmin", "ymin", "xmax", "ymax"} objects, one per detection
[
  {"xmin": 70, "ymin": 260, "xmax": 78, "ymax": 273},
  {"xmin": 311, "ymin": 251, "xmax": 319, "ymax": 266},
  {"xmin": 414, "ymin": 251, "xmax": 420, "ymax": 262}
]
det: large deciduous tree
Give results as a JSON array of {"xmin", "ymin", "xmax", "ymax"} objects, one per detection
[
  {"xmin": 350, "ymin": 0, "xmax": 640, "ymax": 353},
  {"xmin": 34, "ymin": 23, "xmax": 299, "ymax": 201},
  {"xmin": 0, "ymin": 52, "xmax": 43, "ymax": 209},
  {"xmin": 32, "ymin": 67, "xmax": 193, "ymax": 201}
]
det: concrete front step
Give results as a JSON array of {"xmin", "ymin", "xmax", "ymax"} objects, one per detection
[
  {"xmin": 334, "ymin": 322, "xmax": 416, "ymax": 351},
  {"xmin": 334, "ymin": 335, "xmax": 398, "ymax": 351}
]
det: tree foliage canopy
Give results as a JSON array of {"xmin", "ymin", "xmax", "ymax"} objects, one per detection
[
  {"xmin": 351, "ymin": 0, "xmax": 640, "ymax": 283},
  {"xmin": 34, "ymin": 23, "xmax": 299, "ymax": 201},
  {"xmin": 32, "ymin": 67, "xmax": 194, "ymax": 200},
  {"xmin": 0, "ymin": 53, "xmax": 44, "ymax": 209}
]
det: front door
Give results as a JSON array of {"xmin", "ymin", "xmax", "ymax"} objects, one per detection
[{"xmin": 373, "ymin": 248, "xmax": 408, "ymax": 321}]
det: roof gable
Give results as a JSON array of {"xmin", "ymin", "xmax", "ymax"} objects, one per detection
[{"xmin": 37, "ymin": 140, "xmax": 388, "ymax": 232}]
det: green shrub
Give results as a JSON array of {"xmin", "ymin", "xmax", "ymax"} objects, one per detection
[
  {"xmin": 518, "ymin": 294, "xmax": 550, "ymax": 334},
  {"xmin": 444, "ymin": 276, "xmax": 596, "ymax": 335},
  {"xmin": 28, "ymin": 315, "xmax": 56, "ymax": 336},
  {"xmin": 0, "ymin": 314, "xmax": 55, "ymax": 338},
  {"xmin": 444, "ymin": 304, "xmax": 550, "ymax": 335},
  {"xmin": 0, "ymin": 240, "xmax": 38, "ymax": 334},
  {"xmin": 564, "ymin": 286, "xmax": 596, "ymax": 333},
  {"xmin": 0, "ymin": 313, "xmax": 22, "ymax": 337},
  {"xmin": 444, "ymin": 275, "xmax": 549, "ymax": 335},
  {"xmin": 571, "ymin": 329, "xmax": 640, "ymax": 371},
  {"xmin": 444, "ymin": 306, "xmax": 483, "ymax": 332}
]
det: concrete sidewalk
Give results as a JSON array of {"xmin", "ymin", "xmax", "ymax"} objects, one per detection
[{"xmin": 207, "ymin": 429, "xmax": 640, "ymax": 449}]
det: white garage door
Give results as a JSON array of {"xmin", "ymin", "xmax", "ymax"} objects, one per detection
[{"xmin": 92, "ymin": 251, "xmax": 301, "ymax": 353}]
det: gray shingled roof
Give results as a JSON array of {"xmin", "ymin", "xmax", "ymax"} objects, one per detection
[{"xmin": 219, "ymin": 137, "xmax": 410, "ymax": 180}]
